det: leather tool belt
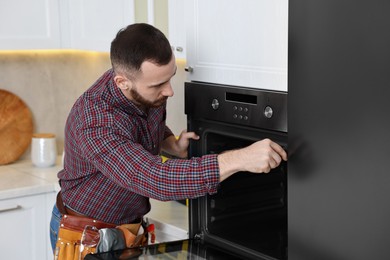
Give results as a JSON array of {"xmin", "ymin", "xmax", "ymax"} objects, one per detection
[{"xmin": 54, "ymin": 192, "xmax": 148, "ymax": 260}]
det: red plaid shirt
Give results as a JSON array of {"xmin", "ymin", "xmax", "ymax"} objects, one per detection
[{"xmin": 58, "ymin": 69, "xmax": 220, "ymax": 224}]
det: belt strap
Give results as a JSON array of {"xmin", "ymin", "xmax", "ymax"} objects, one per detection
[
  {"xmin": 56, "ymin": 191, "xmax": 142, "ymax": 224},
  {"xmin": 57, "ymin": 191, "xmax": 116, "ymax": 230}
]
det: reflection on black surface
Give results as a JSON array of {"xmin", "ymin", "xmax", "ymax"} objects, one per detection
[
  {"xmin": 206, "ymin": 172, "xmax": 287, "ymax": 259},
  {"xmin": 84, "ymin": 239, "xmax": 246, "ymax": 260}
]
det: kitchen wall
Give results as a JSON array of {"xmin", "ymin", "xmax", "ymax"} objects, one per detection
[
  {"xmin": 135, "ymin": 0, "xmax": 169, "ymax": 36},
  {"xmin": 0, "ymin": 51, "xmax": 187, "ymax": 160},
  {"xmin": 0, "ymin": 50, "xmax": 110, "ymax": 159}
]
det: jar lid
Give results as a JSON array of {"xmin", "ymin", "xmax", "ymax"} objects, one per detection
[{"xmin": 32, "ymin": 133, "xmax": 55, "ymax": 138}]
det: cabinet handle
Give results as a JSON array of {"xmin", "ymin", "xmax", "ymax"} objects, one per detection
[
  {"xmin": 171, "ymin": 46, "xmax": 184, "ymax": 52},
  {"xmin": 0, "ymin": 205, "xmax": 22, "ymax": 213},
  {"xmin": 185, "ymin": 66, "xmax": 194, "ymax": 73}
]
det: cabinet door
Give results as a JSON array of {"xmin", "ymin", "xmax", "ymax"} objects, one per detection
[
  {"xmin": 168, "ymin": 0, "xmax": 187, "ymax": 59},
  {"xmin": 65, "ymin": 0, "xmax": 135, "ymax": 52},
  {"xmin": 186, "ymin": 0, "xmax": 288, "ymax": 91},
  {"xmin": 0, "ymin": 194, "xmax": 47, "ymax": 260},
  {"xmin": 0, "ymin": 0, "xmax": 61, "ymax": 50},
  {"xmin": 45, "ymin": 192, "xmax": 57, "ymax": 260}
]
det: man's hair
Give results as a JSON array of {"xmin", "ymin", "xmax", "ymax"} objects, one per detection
[{"xmin": 110, "ymin": 23, "xmax": 173, "ymax": 78}]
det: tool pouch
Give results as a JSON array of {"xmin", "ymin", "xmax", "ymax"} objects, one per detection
[
  {"xmin": 54, "ymin": 227, "xmax": 83, "ymax": 260},
  {"xmin": 54, "ymin": 214, "xmax": 116, "ymax": 260}
]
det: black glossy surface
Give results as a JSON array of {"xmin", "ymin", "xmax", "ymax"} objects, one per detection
[
  {"xmin": 85, "ymin": 239, "xmax": 246, "ymax": 260},
  {"xmin": 185, "ymin": 82, "xmax": 287, "ymax": 133},
  {"xmin": 289, "ymin": 0, "xmax": 390, "ymax": 259}
]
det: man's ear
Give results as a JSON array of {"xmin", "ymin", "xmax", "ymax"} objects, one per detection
[{"xmin": 114, "ymin": 75, "xmax": 130, "ymax": 90}]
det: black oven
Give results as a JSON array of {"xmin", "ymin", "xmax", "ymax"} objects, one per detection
[
  {"xmin": 86, "ymin": 82, "xmax": 288, "ymax": 260},
  {"xmin": 186, "ymin": 82, "xmax": 287, "ymax": 260}
]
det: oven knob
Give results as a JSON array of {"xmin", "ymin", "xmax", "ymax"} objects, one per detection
[
  {"xmin": 211, "ymin": 99, "xmax": 219, "ymax": 110},
  {"xmin": 264, "ymin": 106, "xmax": 273, "ymax": 118}
]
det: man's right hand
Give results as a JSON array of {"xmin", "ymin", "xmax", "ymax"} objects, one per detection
[{"xmin": 217, "ymin": 138, "xmax": 287, "ymax": 182}]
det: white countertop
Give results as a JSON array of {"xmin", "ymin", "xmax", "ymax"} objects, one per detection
[
  {"xmin": 0, "ymin": 157, "xmax": 62, "ymax": 200},
  {"xmin": 146, "ymin": 199, "xmax": 189, "ymax": 242},
  {"xmin": 0, "ymin": 156, "xmax": 189, "ymax": 241}
]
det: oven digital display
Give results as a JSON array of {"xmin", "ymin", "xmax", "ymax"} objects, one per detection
[{"xmin": 225, "ymin": 92, "xmax": 257, "ymax": 105}]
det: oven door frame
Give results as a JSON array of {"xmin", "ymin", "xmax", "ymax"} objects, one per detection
[{"xmin": 188, "ymin": 117, "xmax": 287, "ymax": 260}]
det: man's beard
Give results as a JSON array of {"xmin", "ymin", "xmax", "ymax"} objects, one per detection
[{"xmin": 130, "ymin": 87, "xmax": 168, "ymax": 108}]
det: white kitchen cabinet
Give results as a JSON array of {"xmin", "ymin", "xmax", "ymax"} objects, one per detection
[
  {"xmin": 186, "ymin": 0, "xmax": 288, "ymax": 92},
  {"xmin": 0, "ymin": 0, "xmax": 135, "ymax": 51},
  {"xmin": 46, "ymin": 191, "xmax": 57, "ymax": 260},
  {"xmin": 63, "ymin": 0, "xmax": 135, "ymax": 52},
  {"xmin": 168, "ymin": 0, "xmax": 187, "ymax": 59},
  {"xmin": 0, "ymin": 192, "xmax": 55, "ymax": 260},
  {"xmin": 0, "ymin": 0, "xmax": 61, "ymax": 49}
]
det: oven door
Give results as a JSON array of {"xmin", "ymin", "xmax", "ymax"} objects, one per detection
[{"xmin": 188, "ymin": 118, "xmax": 287, "ymax": 260}]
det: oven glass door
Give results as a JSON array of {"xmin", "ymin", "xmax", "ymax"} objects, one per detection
[{"xmin": 188, "ymin": 119, "xmax": 287, "ymax": 260}]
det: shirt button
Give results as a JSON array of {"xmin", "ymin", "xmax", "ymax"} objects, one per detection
[{"xmin": 153, "ymin": 144, "xmax": 156, "ymax": 149}]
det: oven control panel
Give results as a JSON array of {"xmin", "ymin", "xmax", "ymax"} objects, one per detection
[
  {"xmin": 232, "ymin": 105, "xmax": 249, "ymax": 120},
  {"xmin": 229, "ymin": 104, "xmax": 275, "ymax": 122},
  {"xmin": 185, "ymin": 82, "xmax": 287, "ymax": 133}
]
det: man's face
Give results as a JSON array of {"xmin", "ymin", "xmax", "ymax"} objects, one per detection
[{"xmin": 120, "ymin": 55, "xmax": 177, "ymax": 110}]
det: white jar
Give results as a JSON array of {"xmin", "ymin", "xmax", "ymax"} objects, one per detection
[{"xmin": 31, "ymin": 133, "xmax": 57, "ymax": 167}]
